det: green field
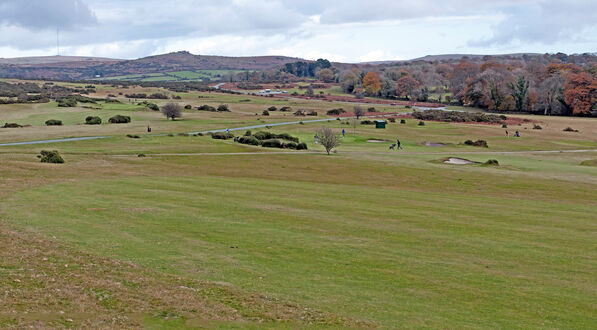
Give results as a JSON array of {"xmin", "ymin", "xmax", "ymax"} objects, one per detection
[
  {"xmin": 97, "ymin": 69, "xmax": 250, "ymax": 82},
  {"xmin": 1, "ymin": 82, "xmax": 596, "ymax": 328}
]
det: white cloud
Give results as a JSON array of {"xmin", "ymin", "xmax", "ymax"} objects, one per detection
[
  {"xmin": 358, "ymin": 50, "xmax": 404, "ymax": 63},
  {"xmin": 0, "ymin": 0, "xmax": 595, "ymax": 61}
]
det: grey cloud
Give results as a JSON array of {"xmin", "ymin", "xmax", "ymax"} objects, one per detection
[
  {"xmin": 469, "ymin": 0, "xmax": 597, "ymax": 46},
  {"xmin": 0, "ymin": 0, "xmax": 97, "ymax": 30}
]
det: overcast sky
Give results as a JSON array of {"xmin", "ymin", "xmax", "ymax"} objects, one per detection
[{"xmin": 0, "ymin": 0, "xmax": 595, "ymax": 62}]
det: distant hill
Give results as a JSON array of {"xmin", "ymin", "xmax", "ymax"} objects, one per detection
[
  {"xmin": 0, "ymin": 51, "xmax": 304, "ymax": 80},
  {"xmin": 408, "ymin": 53, "xmax": 542, "ymax": 62},
  {"xmin": 0, "ymin": 56, "xmax": 120, "ymax": 65}
]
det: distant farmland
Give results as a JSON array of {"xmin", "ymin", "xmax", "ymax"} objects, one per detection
[{"xmin": 96, "ymin": 69, "xmax": 250, "ymax": 82}]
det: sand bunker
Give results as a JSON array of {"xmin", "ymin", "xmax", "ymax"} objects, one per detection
[
  {"xmin": 367, "ymin": 139, "xmax": 391, "ymax": 143},
  {"xmin": 444, "ymin": 157, "xmax": 478, "ymax": 165}
]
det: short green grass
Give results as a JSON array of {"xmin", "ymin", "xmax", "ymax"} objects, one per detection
[{"xmin": 1, "ymin": 81, "xmax": 597, "ymax": 328}]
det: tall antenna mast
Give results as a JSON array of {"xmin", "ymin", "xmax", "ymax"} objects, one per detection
[{"xmin": 56, "ymin": 27, "xmax": 60, "ymax": 56}]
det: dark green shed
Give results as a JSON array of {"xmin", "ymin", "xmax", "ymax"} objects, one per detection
[{"xmin": 375, "ymin": 120, "xmax": 386, "ymax": 129}]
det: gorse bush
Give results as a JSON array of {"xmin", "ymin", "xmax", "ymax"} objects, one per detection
[
  {"xmin": 412, "ymin": 110, "xmax": 505, "ymax": 124},
  {"xmin": 108, "ymin": 115, "xmax": 131, "ymax": 124},
  {"xmin": 267, "ymin": 106, "xmax": 277, "ymax": 111},
  {"xmin": 211, "ymin": 132, "xmax": 234, "ymax": 140},
  {"xmin": 280, "ymin": 106, "xmax": 292, "ymax": 112},
  {"xmin": 484, "ymin": 159, "xmax": 499, "ymax": 166},
  {"xmin": 464, "ymin": 139, "xmax": 488, "ymax": 148},
  {"xmin": 85, "ymin": 116, "xmax": 102, "ymax": 125},
  {"xmin": 563, "ymin": 127, "xmax": 579, "ymax": 132},
  {"xmin": 261, "ymin": 139, "xmax": 283, "ymax": 148},
  {"xmin": 326, "ymin": 108, "xmax": 346, "ymax": 116},
  {"xmin": 57, "ymin": 98, "xmax": 77, "ymax": 107},
  {"xmin": 138, "ymin": 101, "xmax": 159, "ymax": 111},
  {"xmin": 2, "ymin": 123, "xmax": 22, "ymax": 128},
  {"xmin": 37, "ymin": 150, "xmax": 64, "ymax": 163},
  {"xmin": 197, "ymin": 105, "xmax": 216, "ymax": 112},
  {"xmin": 361, "ymin": 120, "xmax": 374, "ymax": 125},
  {"xmin": 262, "ymin": 110, "xmax": 270, "ymax": 116},
  {"xmin": 418, "ymin": 121, "xmax": 425, "ymax": 126},
  {"xmin": 45, "ymin": 119, "xmax": 62, "ymax": 126},
  {"xmin": 400, "ymin": 119, "xmax": 406, "ymax": 124},
  {"xmin": 237, "ymin": 136, "xmax": 260, "ymax": 146},
  {"xmin": 217, "ymin": 104, "xmax": 230, "ymax": 112},
  {"xmin": 532, "ymin": 124, "xmax": 542, "ymax": 130},
  {"xmin": 253, "ymin": 131, "xmax": 299, "ymax": 142}
]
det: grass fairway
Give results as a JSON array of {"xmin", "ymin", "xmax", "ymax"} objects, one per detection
[{"xmin": 1, "ymin": 83, "xmax": 597, "ymax": 328}]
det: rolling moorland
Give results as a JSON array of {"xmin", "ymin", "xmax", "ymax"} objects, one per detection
[{"xmin": 0, "ymin": 74, "xmax": 596, "ymax": 328}]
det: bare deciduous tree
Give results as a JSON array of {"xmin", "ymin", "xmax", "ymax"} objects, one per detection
[
  {"xmin": 353, "ymin": 105, "xmax": 365, "ymax": 119},
  {"xmin": 161, "ymin": 102, "xmax": 182, "ymax": 120},
  {"xmin": 318, "ymin": 127, "xmax": 340, "ymax": 155}
]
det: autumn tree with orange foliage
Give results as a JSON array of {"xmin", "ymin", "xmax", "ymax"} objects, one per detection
[
  {"xmin": 563, "ymin": 72, "xmax": 597, "ymax": 115},
  {"xmin": 395, "ymin": 75, "xmax": 420, "ymax": 100},
  {"xmin": 362, "ymin": 72, "xmax": 381, "ymax": 96}
]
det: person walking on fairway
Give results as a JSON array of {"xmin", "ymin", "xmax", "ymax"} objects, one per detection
[
  {"xmin": 314, "ymin": 133, "xmax": 319, "ymax": 144},
  {"xmin": 342, "ymin": 128, "xmax": 346, "ymax": 137},
  {"xmin": 396, "ymin": 139, "xmax": 403, "ymax": 150}
]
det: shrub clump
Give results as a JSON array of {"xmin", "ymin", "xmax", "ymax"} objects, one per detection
[
  {"xmin": 532, "ymin": 124, "xmax": 542, "ymax": 130},
  {"xmin": 45, "ymin": 119, "xmax": 63, "ymax": 126},
  {"xmin": 237, "ymin": 136, "xmax": 260, "ymax": 146},
  {"xmin": 138, "ymin": 101, "xmax": 159, "ymax": 111},
  {"xmin": 267, "ymin": 106, "xmax": 277, "ymax": 111},
  {"xmin": 563, "ymin": 127, "xmax": 579, "ymax": 132},
  {"xmin": 400, "ymin": 119, "xmax": 406, "ymax": 124},
  {"xmin": 261, "ymin": 139, "xmax": 283, "ymax": 148},
  {"xmin": 483, "ymin": 159, "xmax": 499, "ymax": 166},
  {"xmin": 211, "ymin": 132, "xmax": 234, "ymax": 140},
  {"xmin": 296, "ymin": 142, "xmax": 308, "ymax": 150},
  {"xmin": 126, "ymin": 134, "xmax": 140, "ymax": 139},
  {"xmin": 57, "ymin": 98, "xmax": 77, "ymax": 107},
  {"xmin": 253, "ymin": 131, "xmax": 299, "ymax": 142},
  {"xmin": 37, "ymin": 150, "xmax": 64, "ymax": 163},
  {"xmin": 360, "ymin": 120, "xmax": 374, "ymax": 125},
  {"xmin": 279, "ymin": 106, "xmax": 292, "ymax": 112},
  {"xmin": 108, "ymin": 115, "xmax": 131, "ymax": 124},
  {"xmin": 85, "ymin": 116, "xmax": 102, "ymax": 125},
  {"xmin": 197, "ymin": 105, "xmax": 216, "ymax": 112},
  {"xmin": 464, "ymin": 139, "xmax": 488, "ymax": 148},
  {"xmin": 418, "ymin": 121, "xmax": 425, "ymax": 126},
  {"xmin": 217, "ymin": 104, "xmax": 230, "ymax": 112},
  {"xmin": 412, "ymin": 110, "xmax": 505, "ymax": 124},
  {"xmin": 262, "ymin": 110, "xmax": 270, "ymax": 116},
  {"xmin": 307, "ymin": 110, "xmax": 318, "ymax": 116},
  {"xmin": 327, "ymin": 108, "xmax": 346, "ymax": 116},
  {"xmin": 2, "ymin": 123, "xmax": 22, "ymax": 128}
]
